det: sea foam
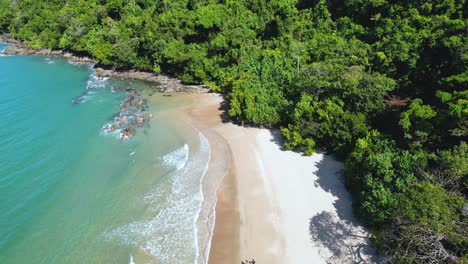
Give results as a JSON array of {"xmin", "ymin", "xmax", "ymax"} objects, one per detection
[
  {"xmin": 162, "ymin": 144, "xmax": 189, "ymax": 171},
  {"xmin": 105, "ymin": 133, "xmax": 211, "ymax": 263},
  {"xmin": 71, "ymin": 71, "xmax": 107, "ymax": 105},
  {"xmin": 0, "ymin": 45, "xmax": 7, "ymax": 53},
  {"xmin": 87, "ymin": 72, "xmax": 109, "ymax": 89},
  {"xmin": 45, "ymin": 58, "xmax": 55, "ymax": 64},
  {"xmin": 193, "ymin": 132, "xmax": 211, "ymax": 263}
]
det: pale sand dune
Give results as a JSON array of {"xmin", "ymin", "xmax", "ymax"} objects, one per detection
[{"xmin": 177, "ymin": 93, "xmax": 377, "ymax": 264}]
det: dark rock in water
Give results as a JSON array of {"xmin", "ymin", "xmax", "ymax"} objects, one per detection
[
  {"xmin": 72, "ymin": 95, "xmax": 85, "ymax": 104},
  {"xmin": 135, "ymin": 115, "xmax": 144, "ymax": 127},
  {"xmin": 101, "ymin": 87, "xmax": 150, "ymax": 140},
  {"xmin": 121, "ymin": 128, "xmax": 135, "ymax": 141},
  {"xmin": 118, "ymin": 116, "xmax": 127, "ymax": 127}
]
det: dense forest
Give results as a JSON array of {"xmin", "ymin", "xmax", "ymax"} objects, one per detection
[{"xmin": 0, "ymin": 0, "xmax": 466, "ymax": 262}]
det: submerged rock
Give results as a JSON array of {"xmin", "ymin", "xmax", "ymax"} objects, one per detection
[
  {"xmin": 101, "ymin": 87, "xmax": 149, "ymax": 141},
  {"xmin": 72, "ymin": 95, "xmax": 85, "ymax": 104},
  {"xmin": 135, "ymin": 115, "xmax": 144, "ymax": 127},
  {"xmin": 121, "ymin": 128, "xmax": 135, "ymax": 141}
]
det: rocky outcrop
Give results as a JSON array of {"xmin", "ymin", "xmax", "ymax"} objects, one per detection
[
  {"xmin": 102, "ymin": 88, "xmax": 149, "ymax": 141},
  {"xmin": 3, "ymin": 46, "xmax": 95, "ymax": 64},
  {"xmin": 1, "ymin": 34, "xmax": 94, "ymax": 63},
  {"xmin": 0, "ymin": 34, "xmax": 19, "ymax": 45},
  {"xmin": 94, "ymin": 68, "xmax": 209, "ymax": 93},
  {"xmin": 1, "ymin": 34, "xmax": 209, "ymax": 93}
]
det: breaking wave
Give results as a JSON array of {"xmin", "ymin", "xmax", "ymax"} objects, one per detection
[
  {"xmin": 105, "ymin": 132, "xmax": 211, "ymax": 263},
  {"xmin": 0, "ymin": 43, "xmax": 11, "ymax": 56},
  {"xmin": 0, "ymin": 45, "xmax": 7, "ymax": 53},
  {"xmin": 71, "ymin": 71, "xmax": 108, "ymax": 105},
  {"xmin": 45, "ymin": 58, "xmax": 55, "ymax": 64},
  {"xmin": 162, "ymin": 144, "xmax": 189, "ymax": 171},
  {"xmin": 87, "ymin": 72, "xmax": 109, "ymax": 89}
]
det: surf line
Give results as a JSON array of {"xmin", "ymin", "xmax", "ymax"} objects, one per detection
[{"xmin": 190, "ymin": 126, "xmax": 213, "ymax": 264}]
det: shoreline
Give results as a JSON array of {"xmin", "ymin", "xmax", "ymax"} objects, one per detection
[
  {"xmin": 0, "ymin": 34, "xmax": 95, "ymax": 64},
  {"xmin": 3, "ymin": 36, "xmax": 379, "ymax": 262},
  {"xmin": 178, "ymin": 93, "xmax": 378, "ymax": 263},
  {"xmin": 0, "ymin": 35, "xmax": 209, "ymax": 93},
  {"xmin": 169, "ymin": 94, "xmax": 240, "ymax": 263}
]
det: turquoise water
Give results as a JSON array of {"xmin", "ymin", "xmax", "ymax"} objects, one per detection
[{"xmin": 0, "ymin": 45, "xmax": 211, "ymax": 263}]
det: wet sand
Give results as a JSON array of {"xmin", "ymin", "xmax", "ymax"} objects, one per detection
[{"xmin": 174, "ymin": 93, "xmax": 376, "ymax": 264}]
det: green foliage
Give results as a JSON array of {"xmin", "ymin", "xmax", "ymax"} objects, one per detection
[
  {"xmin": 436, "ymin": 90, "xmax": 468, "ymax": 139},
  {"xmin": 228, "ymin": 72, "xmax": 288, "ymax": 126},
  {"xmin": 281, "ymin": 125, "xmax": 315, "ymax": 155},
  {"xmin": 397, "ymin": 182, "xmax": 464, "ymax": 233},
  {"xmin": 0, "ymin": 0, "xmax": 466, "ymax": 260},
  {"xmin": 400, "ymin": 98, "xmax": 437, "ymax": 148},
  {"xmin": 378, "ymin": 182, "xmax": 467, "ymax": 263},
  {"xmin": 298, "ymin": 64, "xmax": 396, "ymax": 114},
  {"xmin": 344, "ymin": 131, "xmax": 421, "ymax": 225},
  {"xmin": 285, "ymin": 94, "xmax": 369, "ymax": 155},
  {"xmin": 430, "ymin": 142, "xmax": 468, "ymax": 192}
]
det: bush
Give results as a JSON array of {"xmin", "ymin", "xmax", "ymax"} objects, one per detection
[
  {"xmin": 344, "ymin": 131, "xmax": 420, "ymax": 225},
  {"xmin": 281, "ymin": 126, "xmax": 316, "ymax": 155},
  {"xmin": 379, "ymin": 182, "xmax": 466, "ymax": 263}
]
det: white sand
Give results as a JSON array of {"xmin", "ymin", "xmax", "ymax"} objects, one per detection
[
  {"xmin": 180, "ymin": 93, "xmax": 376, "ymax": 263},
  {"xmin": 255, "ymin": 129, "xmax": 377, "ymax": 263}
]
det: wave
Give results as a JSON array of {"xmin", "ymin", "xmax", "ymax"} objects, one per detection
[
  {"xmin": 71, "ymin": 71, "xmax": 106, "ymax": 105},
  {"xmin": 45, "ymin": 58, "xmax": 55, "ymax": 64},
  {"xmin": 67, "ymin": 60, "xmax": 94, "ymax": 68},
  {"xmin": 86, "ymin": 72, "xmax": 109, "ymax": 89},
  {"xmin": 0, "ymin": 45, "xmax": 7, "ymax": 53},
  {"xmin": 193, "ymin": 132, "xmax": 211, "ymax": 263},
  {"xmin": 100, "ymin": 123, "xmax": 122, "ymax": 139},
  {"xmin": 162, "ymin": 144, "xmax": 189, "ymax": 171},
  {"xmin": 105, "ymin": 133, "xmax": 211, "ymax": 263}
]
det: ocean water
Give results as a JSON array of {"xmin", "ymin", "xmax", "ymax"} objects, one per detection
[{"xmin": 0, "ymin": 44, "xmax": 212, "ymax": 263}]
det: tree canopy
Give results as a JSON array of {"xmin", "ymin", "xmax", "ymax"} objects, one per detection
[{"xmin": 0, "ymin": 0, "xmax": 466, "ymax": 262}]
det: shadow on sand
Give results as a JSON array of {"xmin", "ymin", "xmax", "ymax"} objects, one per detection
[
  {"xmin": 216, "ymin": 99, "xmax": 381, "ymax": 263},
  {"xmin": 309, "ymin": 156, "xmax": 382, "ymax": 263},
  {"xmin": 217, "ymin": 93, "xmax": 232, "ymax": 124},
  {"xmin": 262, "ymin": 129, "xmax": 381, "ymax": 263}
]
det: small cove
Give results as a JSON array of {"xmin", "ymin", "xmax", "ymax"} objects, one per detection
[{"xmin": 0, "ymin": 50, "xmax": 213, "ymax": 263}]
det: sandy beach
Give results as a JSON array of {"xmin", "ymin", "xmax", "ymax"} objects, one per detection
[{"xmin": 177, "ymin": 93, "xmax": 377, "ymax": 264}]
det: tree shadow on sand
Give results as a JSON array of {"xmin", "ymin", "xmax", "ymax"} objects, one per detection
[
  {"xmin": 309, "ymin": 157, "xmax": 384, "ymax": 263},
  {"xmin": 217, "ymin": 93, "xmax": 235, "ymax": 124},
  {"xmin": 263, "ymin": 130, "xmax": 382, "ymax": 263},
  {"xmin": 309, "ymin": 211, "xmax": 380, "ymax": 263}
]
